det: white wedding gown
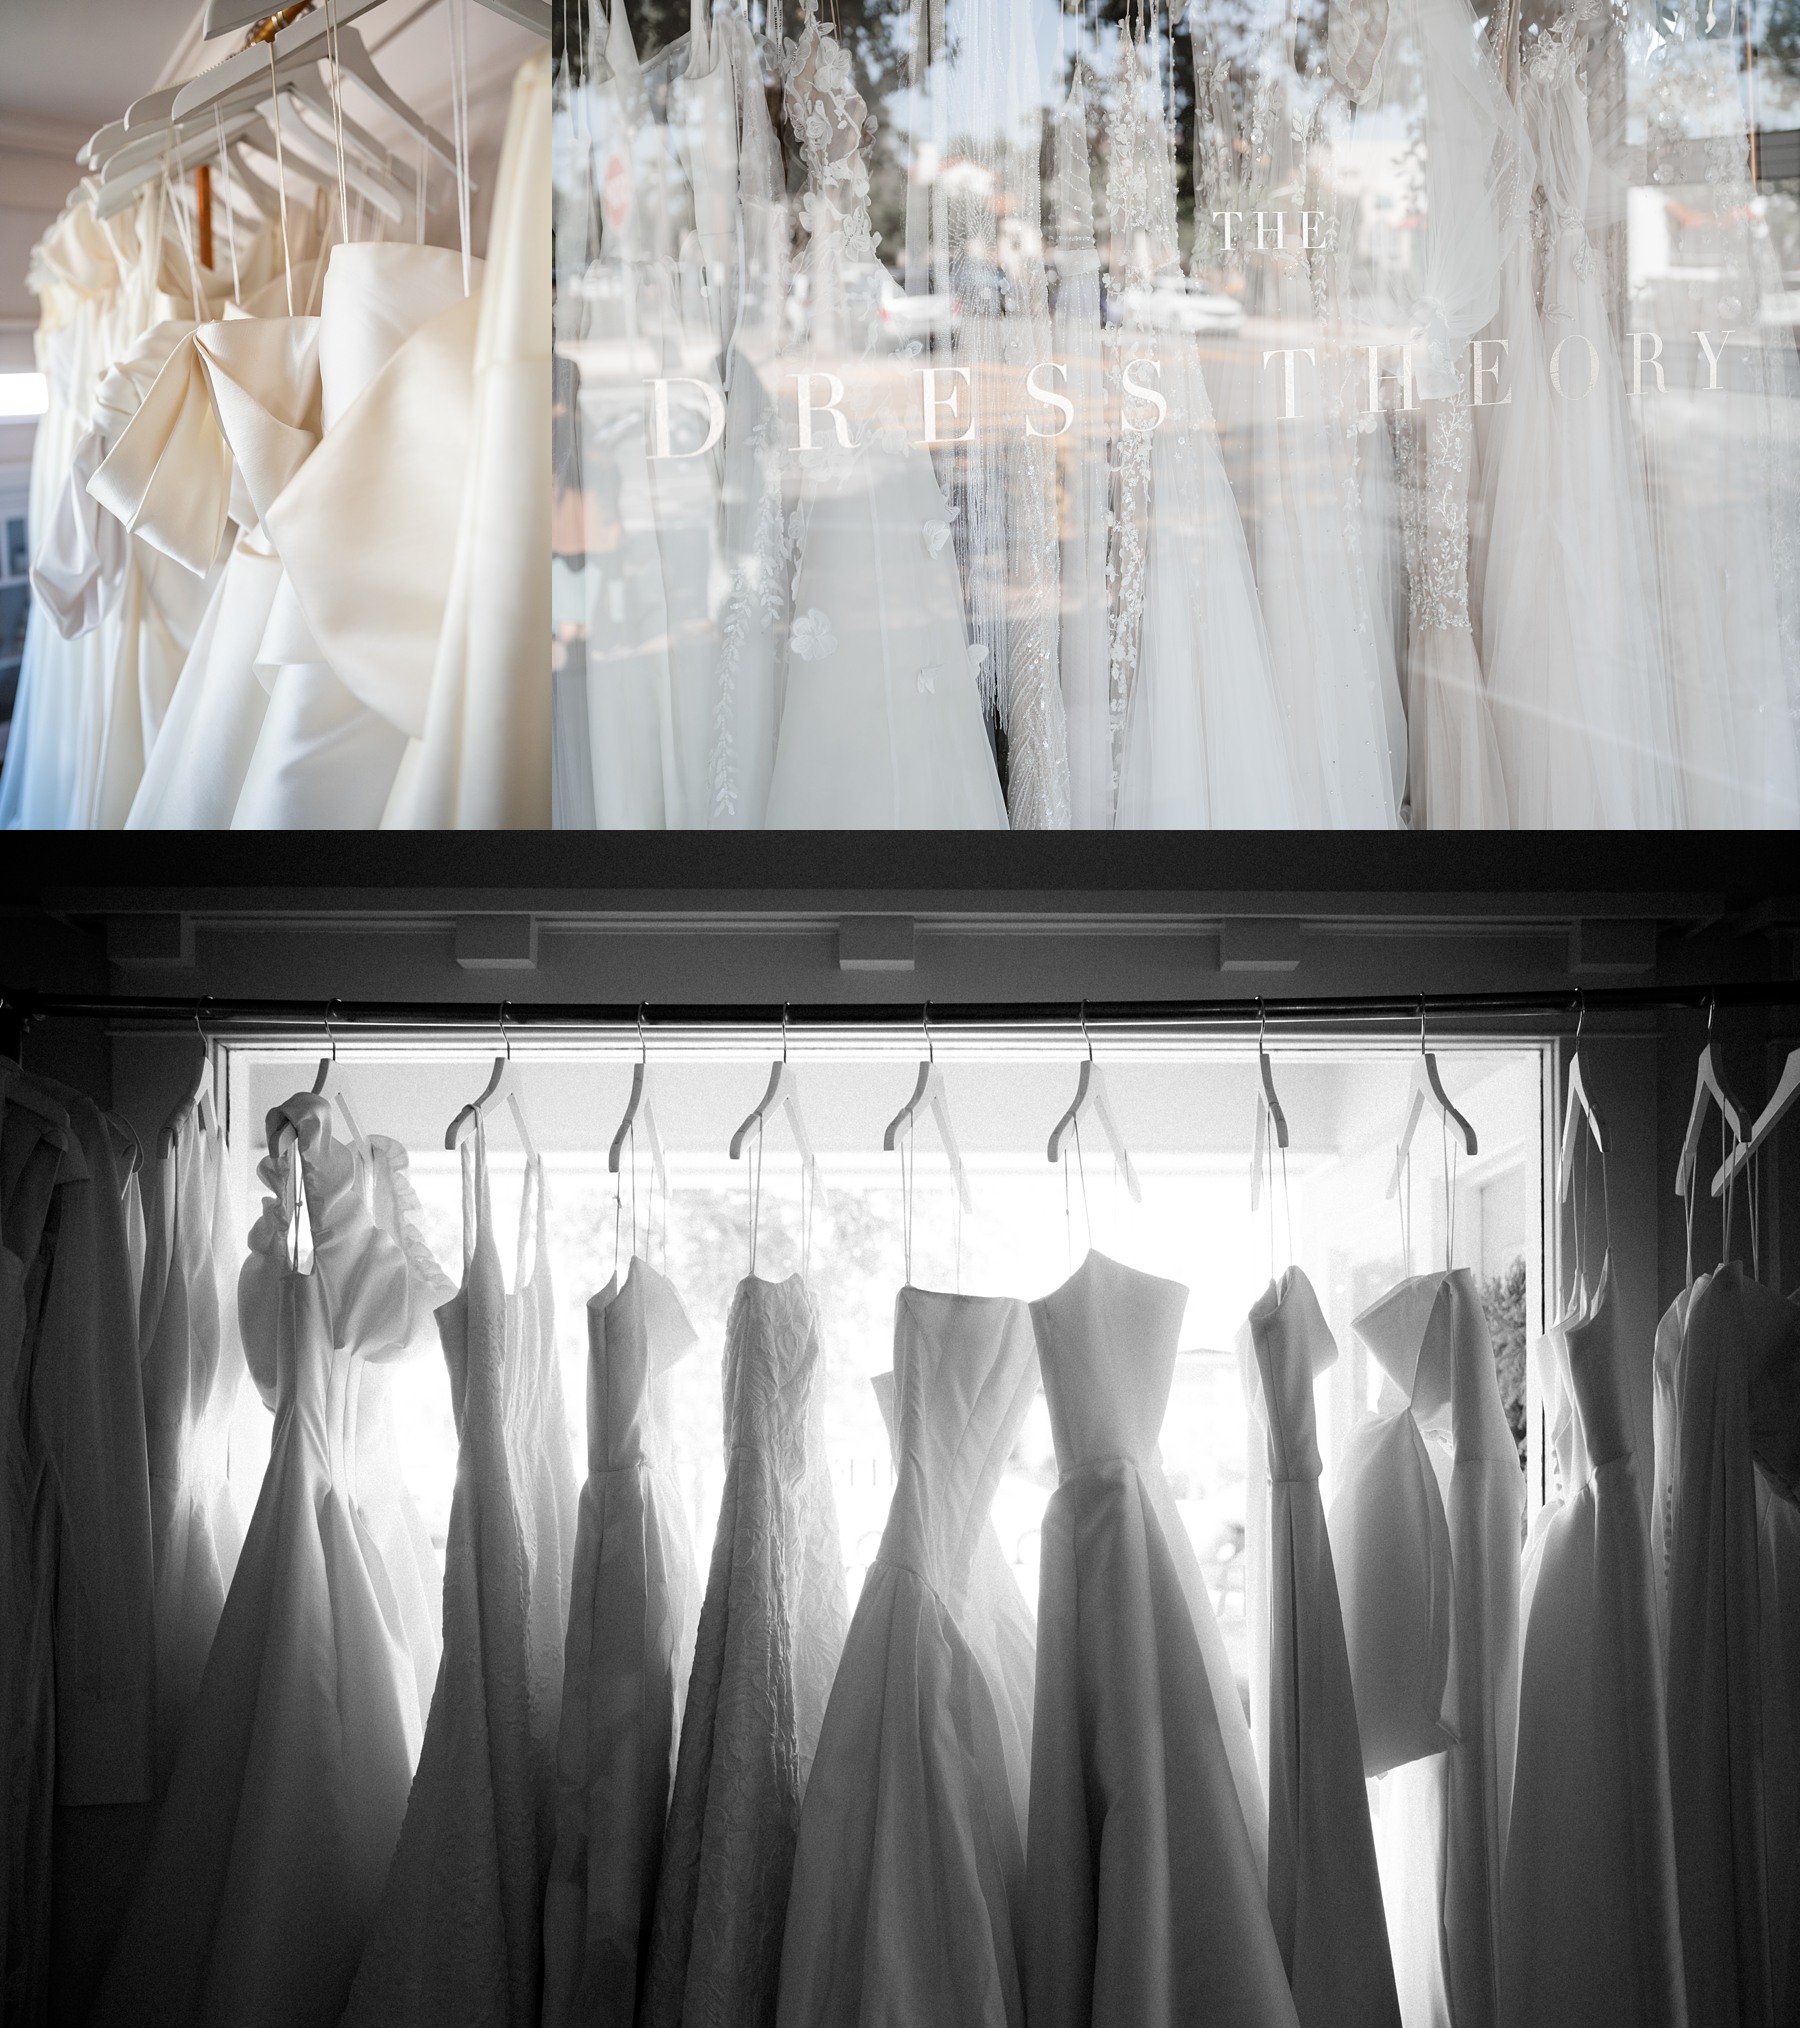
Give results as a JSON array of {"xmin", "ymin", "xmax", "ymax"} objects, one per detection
[
  {"xmin": 1334, "ymin": 1271, "xmax": 1523, "ymax": 2028},
  {"xmin": 137, "ymin": 1092, "xmax": 247, "ymax": 1787},
  {"xmin": 88, "ymin": 1094, "xmax": 445, "ymax": 2028},
  {"xmin": 341, "ymin": 1122, "xmax": 573, "ymax": 2028},
  {"xmin": 1024, "ymin": 1251, "xmax": 1296, "ymax": 2028},
  {"xmin": 1239, "ymin": 1269, "xmax": 1401, "ymax": 2028},
  {"xmin": 777, "ymin": 1289, "xmax": 1039, "ymax": 2027},
  {"xmin": 1499, "ymin": 1262, "xmax": 1685, "ymax": 2027},
  {"xmin": 1108, "ymin": 30, "xmax": 1300, "ymax": 829},
  {"xmin": 642, "ymin": 1273, "xmax": 847, "ymax": 2028},
  {"xmin": 1660, "ymin": 1264, "xmax": 1800, "ymax": 2028},
  {"xmin": 1196, "ymin": 47, "xmax": 1402, "ymax": 828},
  {"xmin": 542, "ymin": 1256, "xmax": 701, "ymax": 2028},
  {"xmin": 757, "ymin": 18, "xmax": 1007, "ymax": 829}
]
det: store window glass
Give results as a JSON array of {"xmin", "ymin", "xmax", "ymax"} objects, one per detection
[
  {"xmin": 549, "ymin": 0, "xmax": 1800, "ymax": 829},
  {"xmin": 222, "ymin": 1037, "xmax": 1547, "ymax": 1706}
]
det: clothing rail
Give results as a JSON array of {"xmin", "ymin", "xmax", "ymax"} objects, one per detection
[{"xmin": 5, "ymin": 981, "xmax": 1800, "ymax": 1046}]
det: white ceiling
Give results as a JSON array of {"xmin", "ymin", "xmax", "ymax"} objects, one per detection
[{"xmin": 0, "ymin": 0, "xmax": 205, "ymax": 134}]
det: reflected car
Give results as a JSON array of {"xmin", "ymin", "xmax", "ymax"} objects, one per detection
[{"xmin": 1115, "ymin": 273, "xmax": 1246, "ymax": 334}]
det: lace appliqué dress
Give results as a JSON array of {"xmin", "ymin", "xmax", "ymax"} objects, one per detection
[
  {"xmin": 777, "ymin": 1289, "xmax": 1039, "ymax": 2028},
  {"xmin": 341, "ymin": 1124, "xmax": 574, "ymax": 2028},
  {"xmin": 542, "ymin": 1256, "xmax": 702, "ymax": 2027},
  {"xmin": 643, "ymin": 1273, "xmax": 848, "ymax": 2028},
  {"xmin": 89, "ymin": 1095, "xmax": 443, "ymax": 2028},
  {"xmin": 1025, "ymin": 1252, "xmax": 1297, "ymax": 2028}
]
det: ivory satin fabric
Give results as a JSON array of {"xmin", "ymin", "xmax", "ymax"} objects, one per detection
[
  {"xmin": 1023, "ymin": 1251, "xmax": 1297, "ymax": 2028},
  {"xmin": 386, "ymin": 50, "xmax": 553, "ymax": 829},
  {"xmin": 777, "ymin": 1289, "xmax": 1039, "ymax": 2028},
  {"xmin": 1239, "ymin": 1269, "xmax": 1401, "ymax": 2028}
]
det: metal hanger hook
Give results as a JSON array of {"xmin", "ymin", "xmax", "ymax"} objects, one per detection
[
  {"xmin": 923, "ymin": 1002, "xmax": 933, "ymax": 1064},
  {"xmin": 781, "ymin": 1003, "xmax": 790, "ymax": 1063},
  {"xmin": 637, "ymin": 1003, "xmax": 649, "ymax": 1066},
  {"xmin": 1575, "ymin": 990, "xmax": 1586, "ymax": 1045},
  {"xmin": 1080, "ymin": 1000, "xmax": 1092, "ymax": 1062},
  {"xmin": 1258, "ymin": 997, "xmax": 1267, "ymax": 1053},
  {"xmin": 500, "ymin": 1001, "xmax": 513, "ymax": 1063},
  {"xmin": 1419, "ymin": 996, "xmax": 1427, "ymax": 1053},
  {"xmin": 1706, "ymin": 992, "xmax": 1717, "ymax": 1039}
]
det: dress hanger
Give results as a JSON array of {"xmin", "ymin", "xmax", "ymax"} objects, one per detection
[
  {"xmin": 157, "ymin": 1014, "xmax": 217, "ymax": 1159},
  {"xmin": 1711, "ymin": 1043, "xmax": 1800, "ymax": 1200},
  {"xmin": 1676, "ymin": 999, "xmax": 1746, "ymax": 1199},
  {"xmin": 729, "ymin": 1006, "xmax": 821, "ymax": 1201},
  {"xmin": 1046, "ymin": 1005, "xmax": 1142, "ymax": 1204},
  {"xmin": 202, "ymin": 0, "xmax": 550, "ymax": 45},
  {"xmin": 608, "ymin": 1006, "xmax": 670, "ymax": 1207},
  {"xmin": 1249, "ymin": 999, "xmax": 1288, "ymax": 1212},
  {"xmin": 1384, "ymin": 1000, "xmax": 1478, "ymax": 1201},
  {"xmin": 882, "ymin": 1007, "xmax": 973, "ymax": 1215},
  {"xmin": 309, "ymin": 1011, "xmax": 371, "ymax": 1165},
  {"xmin": 1555, "ymin": 994, "xmax": 1606, "ymax": 1208},
  {"xmin": 446, "ymin": 1007, "xmax": 538, "ymax": 1162}
]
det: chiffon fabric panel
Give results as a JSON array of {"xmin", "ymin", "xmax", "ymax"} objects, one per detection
[
  {"xmin": 88, "ymin": 1095, "xmax": 439, "ymax": 2028},
  {"xmin": 1343, "ymin": 1270, "xmax": 1523, "ymax": 2028},
  {"xmin": 387, "ymin": 52, "xmax": 553, "ymax": 828},
  {"xmin": 643, "ymin": 1274, "xmax": 847, "ymax": 2028},
  {"xmin": 341, "ymin": 1126, "xmax": 568, "ymax": 2028},
  {"xmin": 137, "ymin": 1099, "xmax": 247, "ymax": 1787},
  {"xmin": 1024, "ymin": 1251, "xmax": 1295, "ymax": 2028},
  {"xmin": 1239, "ymin": 1269, "xmax": 1401, "ymax": 2028},
  {"xmin": 1662, "ymin": 1266, "xmax": 1800, "ymax": 2028},
  {"xmin": 777, "ymin": 1289, "xmax": 1039, "ymax": 2028},
  {"xmin": 542, "ymin": 1258, "xmax": 701, "ymax": 2028},
  {"xmin": 1499, "ymin": 1267, "xmax": 1686, "ymax": 2028}
]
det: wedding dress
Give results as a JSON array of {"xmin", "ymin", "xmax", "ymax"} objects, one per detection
[
  {"xmin": 1333, "ymin": 1270, "xmax": 1523, "ymax": 2028},
  {"xmin": 0, "ymin": 1077, "xmax": 77, "ymax": 2022},
  {"xmin": 88, "ymin": 1094, "xmax": 443, "ymax": 2028},
  {"xmin": 137, "ymin": 1094, "xmax": 247, "ymax": 1786},
  {"xmin": 759, "ymin": 16, "xmax": 1008, "ymax": 829},
  {"xmin": 1195, "ymin": 46, "xmax": 1402, "ymax": 828},
  {"xmin": 1107, "ymin": 31, "xmax": 1300, "ymax": 829},
  {"xmin": 1661, "ymin": 1263, "xmax": 1800, "ymax": 2028},
  {"xmin": 238, "ymin": 240, "xmax": 478, "ymax": 827},
  {"xmin": 1519, "ymin": 23, "xmax": 1681, "ymax": 828},
  {"xmin": 542, "ymin": 1257, "xmax": 701, "ymax": 2028},
  {"xmin": 567, "ymin": 0, "xmax": 720, "ymax": 829},
  {"xmin": 777, "ymin": 1289, "xmax": 1038, "ymax": 2028},
  {"xmin": 1499, "ymin": 1262, "xmax": 1685, "ymax": 2027},
  {"xmin": 1238, "ymin": 1269, "xmax": 1401, "ymax": 2028},
  {"xmin": 111, "ymin": 314, "xmax": 325, "ymax": 828},
  {"xmin": 1049, "ymin": 73, "xmax": 1114, "ymax": 830},
  {"xmin": 921, "ymin": 0, "xmax": 1070, "ymax": 827},
  {"xmin": 642, "ymin": 1273, "xmax": 847, "ymax": 2028},
  {"xmin": 1636, "ymin": 7, "xmax": 1800, "ymax": 825},
  {"xmin": 1024, "ymin": 1252, "xmax": 1295, "ymax": 2028},
  {"xmin": 386, "ymin": 52, "xmax": 553, "ymax": 827},
  {"xmin": 341, "ymin": 1122, "xmax": 573, "ymax": 2028}
]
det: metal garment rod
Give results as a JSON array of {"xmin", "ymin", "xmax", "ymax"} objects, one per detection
[{"xmin": 5, "ymin": 982, "xmax": 1800, "ymax": 1037}]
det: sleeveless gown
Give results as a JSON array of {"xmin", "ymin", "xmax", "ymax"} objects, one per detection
[
  {"xmin": 1024, "ymin": 1251, "xmax": 1297, "ymax": 2028},
  {"xmin": 1239, "ymin": 1269, "xmax": 1401, "ymax": 2028},
  {"xmin": 777, "ymin": 1288, "xmax": 1039, "ymax": 2028},
  {"xmin": 1500, "ymin": 1261, "xmax": 1685, "ymax": 2027},
  {"xmin": 542, "ymin": 1255, "xmax": 701, "ymax": 2027},
  {"xmin": 643, "ymin": 1273, "xmax": 847, "ymax": 2028},
  {"xmin": 341, "ymin": 1123, "xmax": 575, "ymax": 2028},
  {"xmin": 88, "ymin": 1094, "xmax": 444, "ymax": 2028},
  {"xmin": 1334, "ymin": 1270, "xmax": 1523, "ymax": 2028}
]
